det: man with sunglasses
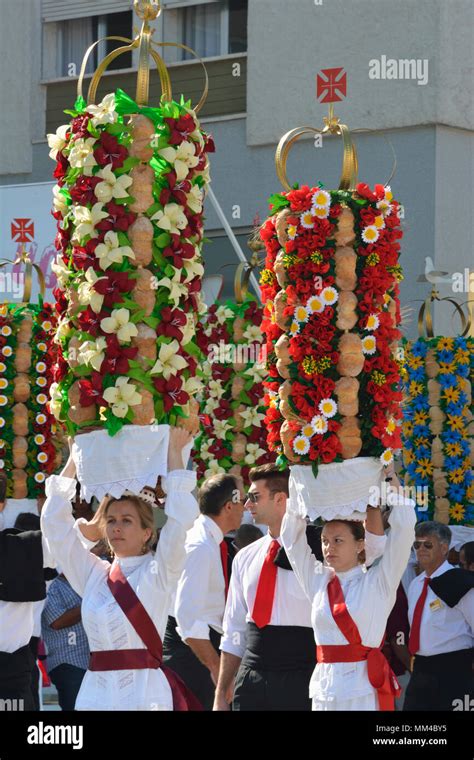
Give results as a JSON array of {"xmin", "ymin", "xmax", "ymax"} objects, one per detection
[
  {"xmin": 404, "ymin": 521, "xmax": 474, "ymax": 711},
  {"xmin": 214, "ymin": 463, "xmax": 387, "ymax": 711}
]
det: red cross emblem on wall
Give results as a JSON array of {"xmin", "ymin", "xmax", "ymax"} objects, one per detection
[
  {"xmin": 11, "ymin": 218, "xmax": 35, "ymax": 243},
  {"xmin": 316, "ymin": 68, "xmax": 347, "ymax": 103}
]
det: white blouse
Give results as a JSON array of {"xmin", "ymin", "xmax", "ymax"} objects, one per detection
[
  {"xmin": 41, "ymin": 471, "xmax": 198, "ymax": 711},
  {"xmin": 221, "ymin": 530, "xmax": 387, "ymax": 659},
  {"xmin": 281, "ymin": 494, "xmax": 416, "ymax": 708}
]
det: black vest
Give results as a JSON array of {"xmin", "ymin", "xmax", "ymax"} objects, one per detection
[{"xmin": 0, "ymin": 529, "xmax": 46, "ymax": 602}]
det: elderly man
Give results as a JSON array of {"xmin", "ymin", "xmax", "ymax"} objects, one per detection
[{"xmin": 404, "ymin": 521, "xmax": 474, "ymax": 711}]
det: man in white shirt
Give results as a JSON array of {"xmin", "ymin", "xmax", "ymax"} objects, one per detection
[
  {"xmin": 0, "ymin": 476, "xmax": 57, "ymax": 710},
  {"xmin": 404, "ymin": 521, "xmax": 474, "ymax": 711},
  {"xmin": 163, "ymin": 473, "xmax": 245, "ymax": 710},
  {"xmin": 214, "ymin": 464, "xmax": 387, "ymax": 711}
]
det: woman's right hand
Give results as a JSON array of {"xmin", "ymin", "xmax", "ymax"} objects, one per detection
[
  {"xmin": 77, "ymin": 497, "xmax": 107, "ymax": 543},
  {"xmin": 167, "ymin": 426, "xmax": 193, "ymax": 471}
]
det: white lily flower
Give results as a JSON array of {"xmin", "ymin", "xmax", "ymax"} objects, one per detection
[
  {"xmin": 216, "ymin": 305, "xmax": 234, "ymax": 324},
  {"xmin": 68, "ymin": 137, "xmax": 98, "ymax": 175},
  {"xmin": 182, "ymin": 255, "xmax": 204, "ymax": 283},
  {"xmin": 205, "ymin": 460, "xmax": 226, "ymax": 478},
  {"xmin": 77, "ymin": 267, "xmax": 105, "ymax": 314},
  {"xmin": 155, "ymin": 268, "xmax": 189, "ymax": 307},
  {"xmin": 150, "ymin": 339, "xmax": 188, "ymax": 380},
  {"xmin": 238, "ymin": 407, "xmax": 266, "ymax": 428},
  {"xmin": 94, "ymin": 164, "xmax": 133, "ymax": 204},
  {"xmin": 204, "ymin": 397, "xmax": 219, "ymax": 415},
  {"xmin": 199, "ymin": 440, "xmax": 213, "ymax": 462},
  {"xmin": 208, "ymin": 380, "xmax": 223, "ymax": 398},
  {"xmin": 49, "ymin": 382, "xmax": 63, "ymax": 420},
  {"xmin": 244, "ymin": 443, "xmax": 266, "ymax": 465},
  {"xmin": 51, "ymin": 254, "xmax": 72, "ymax": 289},
  {"xmin": 196, "ymin": 292, "xmax": 208, "ymax": 315},
  {"xmin": 181, "ymin": 314, "xmax": 196, "ymax": 345},
  {"xmin": 243, "ymin": 324, "xmax": 264, "ymax": 343},
  {"xmin": 184, "ymin": 375, "xmax": 203, "ymax": 396},
  {"xmin": 54, "ymin": 318, "xmax": 73, "ymax": 343},
  {"xmin": 186, "ymin": 184, "xmax": 204, "ymax": 214},
  {"xmin": 78, "ymin": 337, "xmax": 107, "ymax": 372},
  {"xmin": 71, "ymin": 203, "xmax": 109, "ymax": 242},
  {"xmin": 52, "ymin": 185, "xmax": 69, "ymax": 217},
  {"xmin": 103, "ymin": 376, "xmax": 142, "ymax": 419},
  {"xmin": 158, "ymin": 141, "xmax": 199, "ymax": 182},
  {"xmin": 87, "ymin": 93, "xmax": 118, "ymax": 127},
  {"xmin": 47, "ymin": 124, "xmax": 70, "ymax": 160},
  {"xmin": 100, "ymin": 308, "xmax": 138, "ymax": 344},
  {"xmin": 244, "ymin": 364, "xmax": 265, "ymax": 384},
  {"xmin": 95, "ymin": 231, "xmax": 135, "ymax": 271},
  {"xmin": 151, "ymin": 203, "xmax": 188, "ymax": 235},
  {"xmin": 213, "ymin": 419, "xmax": 232, "ymax": 439}
]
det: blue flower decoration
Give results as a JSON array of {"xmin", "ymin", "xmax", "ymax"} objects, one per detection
[
  {"xmin": 444, "ymin": 455, "xmax": 463, "ymax": 472},
  {"xmin": 411, "ymin": 341, "xmax": 429, "ymax": 358},
  {"xmin": 413, "ymin": 396, "xmax": 430, "ymax": 411},
  {"xmin": 438, "ymin": 373, "xmax": 458, "ymax": 388},
  {"xmin": 441, "ymin": 430, "xmax": 462, "ymax": 444},
  {"xmin": 448, "ymin": 484, "xmax": 466, "ymax": 501},
  {"xmin": 437, "ymin": 349, "xmax": 454, "ymax": 363}
]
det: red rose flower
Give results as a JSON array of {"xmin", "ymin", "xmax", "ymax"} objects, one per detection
[
  {"xmin": 157, "ymin": 306, "xmax": 187, "ymax": 341},
  {"xmin": 153, "ymin": 375, "xmax": 189, "ymax": 412},
  {"xmin": 162, "ymin": 236, "xmax": 195, "ymax": 267},
  {"xmin": 164, "ymin": 114, "xmax": 197, "ymax": 145},
  {"xmin": 53, "ymin": 152, "xmax": 69, "ymax": 185},
  {"xmin": 70, "ymin": 175, "xmax": 101, "ymax": 205},
  {"xmin": 93, "ymin": 132, "xmax": 128, "ymax": 170},
  {"xmin": 71, "ymin": 114, "xmax": 91, "ymax": 138},
  {"xmin": 93, "ymin": 271, "xmax": 135, "ymax": 308},
  {"xmin": 79, "ymin": 372, "xmax": 104, "ymax": 407},
  {"xmin": 96, "ymin": 201, "xmax": 136, "ymax": 233},
  {"xmin": 100, "ymin": 335, "xmax": 138, "ymax": 375}
]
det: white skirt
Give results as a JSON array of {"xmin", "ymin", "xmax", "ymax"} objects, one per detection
[{"xmin": 312, "ymin": 693, "xmax": 378, "ymax": 711}]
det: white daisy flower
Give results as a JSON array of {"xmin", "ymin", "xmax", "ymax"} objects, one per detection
[
  {"xmin": 361, "ymin": 226, "xmax": 379, "ymax": 244},
  {"xmin": 362, "ymin": 335, "xmax": 377, "ymax": 355},
  {"xmin": 319, "ymin": 398, "xmax": 338, "ymax": 418},
  {"xmin": 321, "ymin": 286, "xmax": 338, "ymax": 306},
  {"xmin": 294, "ymin": 304, "xmax": 310, "ymax": 323},
  {"xmin": 380, "ymin": 449, "xmax": 393, "ymax": 466},
  {"xmin": 311, "ymin": 188, "xmax": 331, "ymax": 209},
  {"xmin": 306, "ymin": 295, "xmax": 325, "ymax": 314},
  {"xmin": 293, "ymin": 435, "xmax": 310, "ymax": 455},
  {"xmin": 311, "ymin": 415, "xmax": 328, "ymax": 434},
  {"xmin": 300, "ymin": 210, "xmax": 314, "ymax": 229},
  {"xmin": 366, "ymin": 314, "xmax": 380, "ymax": 331},
  {"xmin": 287, "ymin": 224, "xmax": 298, "ymax": 240}
]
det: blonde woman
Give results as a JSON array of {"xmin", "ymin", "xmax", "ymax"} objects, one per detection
[
  {"xmin": 281, "ymin": 465, "xmax": 416, "ymax": 711},
  {"xmin": 41, "ymin": 428, "xmax": 200, "ymax": 711}
]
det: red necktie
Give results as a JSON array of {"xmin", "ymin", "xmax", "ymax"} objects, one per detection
[
  {"xmin": 251, "ymin": 539, "xmax": 280, "ymax": 629},
  {"xmin": 220, "ymin": 540, "xmax": 229, "ymax": 599},
  {"xmin": 408, "ymin": 577, "xmax": 430, "ymax": 655}
]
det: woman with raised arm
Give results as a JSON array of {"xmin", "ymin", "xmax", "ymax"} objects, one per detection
[
  {"xmin": 281, "ymin": 464, "xmax": 416, "ymax": 711},
  {"xmin": 41, "ymin": 427, "xmax": 200, "ymax": 711}
]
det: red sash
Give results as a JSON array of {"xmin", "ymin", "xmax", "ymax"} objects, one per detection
[
  {"xmin": 316, "ymin": 575, "xmax": 401, "ymax": 711},
  {"xmin": 88, "ymin": 561, "xmax": 203, "ymax": 711}
]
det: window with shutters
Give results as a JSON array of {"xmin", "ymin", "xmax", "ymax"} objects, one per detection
[
  {"xmin": 42, "ymin": 11, "xmax": 133, "ymax": 80},
  {"xmin": 162, "ymin": 0, "xmax": 247, "ymax": 63}
]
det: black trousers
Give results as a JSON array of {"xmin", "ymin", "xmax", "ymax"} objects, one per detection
[
  {"xmin": 404, "ymin": 648, "xmax": 473, "ymax": 711},
  {"xmin": 233, "ymin": 623, "xmax": 315, "ymax": 712},
  {"xmin": 29, "ymin": 636, "xmax": 40, "ymax": 711},
  {"xmin": 0, "ymin": 644, "xmax": 36, "ymax": 711},
  {"xmin": 162, "ymin": 616, "xmax": 221, "ymax": 711}
]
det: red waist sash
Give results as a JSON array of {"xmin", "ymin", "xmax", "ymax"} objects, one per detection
[
  {"xmin": 318, "ymin": 575, "xmax": 401, "ymax": 711},
  {"xmin": 88, "ymin": 560, "xmax": 202, "ymax": 711}
]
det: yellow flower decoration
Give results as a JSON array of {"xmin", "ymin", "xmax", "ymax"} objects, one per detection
[
  {"xmin": 446, "ymin": 415, "xmax": 464, "ymax": 432},
  {"xmin": 442, "ymin": 387, "xmax": 460, "ymax": 404},
  {"xmin": 415, "ymin": 458, "xmax": 433, "ymax": 479},
  {"xmin": 402, "ymin": 421, "xmax": 414, "ymax": 437},
  {"xmin": 409, "ymin": 381, "xmax": 423, "ymax": 396},
  {"xmin": 447, "ymin": 468, "xmax": 467, "ymax": 484},
  {"xmin": 413, "ymin": 410, "xmax": 429, "ymax": 425},
  {"xmin": 407, "ymin": 355, "xmax": 424, "ymax": 370},
  {"xmin": 445, "ymin": 442, "xmax": 462, "ymax": 457},
  {"xmin": 437, "ymin": 337, "xmax": 454, "ymax": 351},
  {"xmin": 449, "ymin": 504, "xmax": 465, "ymax": 522}
]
